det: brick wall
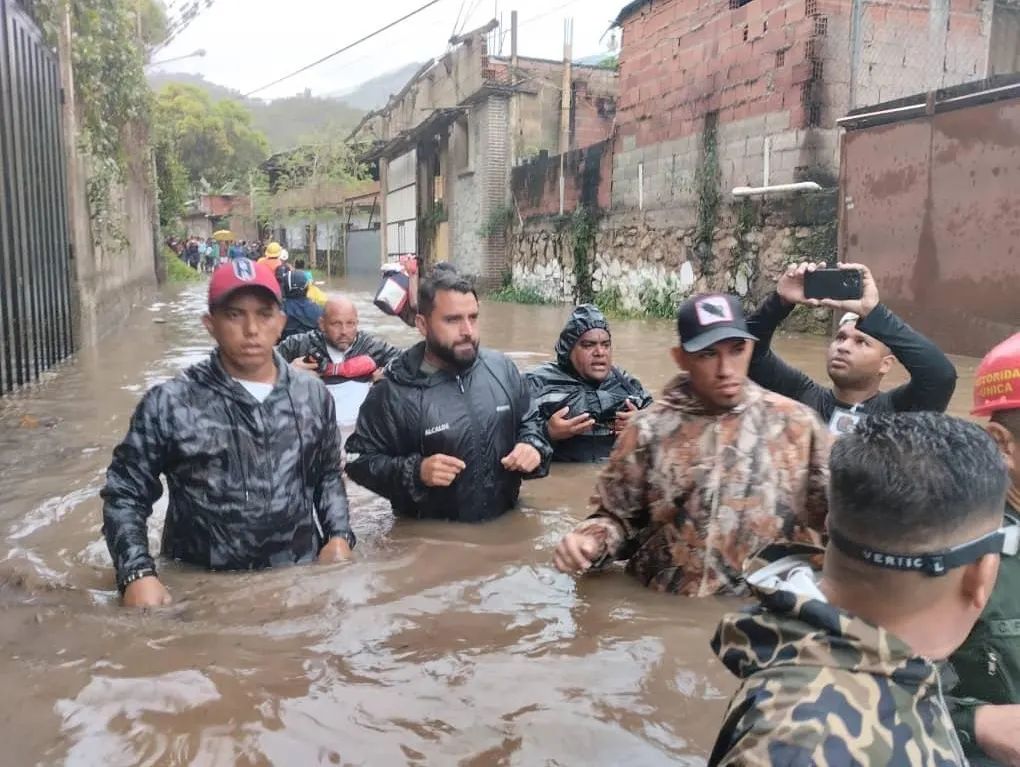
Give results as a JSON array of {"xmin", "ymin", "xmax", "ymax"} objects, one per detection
[
  {"xmin": 512, "ymin": 141, "xmax": 613, "ymax": 220},
  {"xmin": 611, "ymin": 0, "xmax": 993, "ymax": 214}
]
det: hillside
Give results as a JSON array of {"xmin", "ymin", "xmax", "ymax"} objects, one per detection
[
  {"xmin": 147, "ymin": 72, "xmax": 365, "ymax": 150},
  {"xmin": 328, "ymin": 61, "xmax": 424, "ymax": 111}
]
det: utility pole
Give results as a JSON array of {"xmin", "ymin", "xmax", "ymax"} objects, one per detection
[
  {"xmin": 559, "ymin": 18, "xmax": 573, "ymax": 215},
  {"xmin": 510, "ymin": 10, "xmax": 519, "ymax": 167}
]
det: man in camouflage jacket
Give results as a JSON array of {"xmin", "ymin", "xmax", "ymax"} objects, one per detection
[
  {"xmin": 710, "ymin": 413, "xmax": 1010, "ymax": 766},
  {"xmin": 553, "ymin": 294, "xmax": 829, "ymax": 596}
]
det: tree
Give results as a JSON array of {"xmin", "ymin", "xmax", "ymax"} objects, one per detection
[
  {"xmin": 261, "ymin": 128, "xmax": 368, "ymax": 271},
  {"xmin": 153, "ymin": 84, "xmax": 270, "ymax": 189}
]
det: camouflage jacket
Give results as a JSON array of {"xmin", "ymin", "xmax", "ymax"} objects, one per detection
[
  {"xmin": 575, "ymin": 375, "xmax": 830, "ymax": 596},
  {"xmin": 709, "ymin": 543, "xmax": 967, "ymax": 766}
]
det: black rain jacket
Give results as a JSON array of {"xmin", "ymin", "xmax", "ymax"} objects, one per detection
[
  {"xmin": 344, "ymin": 341, "xmax": 552, "ymax": 521},
  {"xmin": 101, "ymin": 351, "xmax": 354, "ymax": 588},
  {"xmin": 526, "ymin": 304, "xmax": 653, "ymax": 462},
  {"xmin": 277, "ymin": 329, "xmax": 402, "ymax": 383}
]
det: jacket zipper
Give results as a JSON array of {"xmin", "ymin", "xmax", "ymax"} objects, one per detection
[
  {"xmin": 700, "ymin": 417, "xmax": 725, "ymax": 596},
  {"xmin": 255, "ymin": 404, "xmax": 273, "ymax": 520},
  {"xmin": 935, "ymin": 665, "xmax": 967, "ymax": 764},
  {"xmin": 456, "ymin": 373, "xmax": 485, "ymax": 519}
]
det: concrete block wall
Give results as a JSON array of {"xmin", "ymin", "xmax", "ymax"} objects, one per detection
[
  {"xmin": 849, "ymin": 0, "xmax": 994, "ymax": 109},
  {"xmin": 613, "ymin": 0, "xmax": 834, "ymax": 213},
  {"xmin": 611, "ymin": 0, "xmax": 994, "ymax": 216}
]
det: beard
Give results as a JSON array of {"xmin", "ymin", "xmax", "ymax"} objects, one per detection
[{"xmin": 426, "ymin": 332, "xmax": 479, "ymax": 370}]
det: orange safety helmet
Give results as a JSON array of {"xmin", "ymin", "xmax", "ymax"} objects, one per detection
[{"xmin": 972, "ymin": 332, "xmax": 1020, "ymax": 417}]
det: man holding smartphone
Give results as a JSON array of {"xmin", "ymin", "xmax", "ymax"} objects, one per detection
[{"xmin": 747, "ymin": 261, "xmax": 957, "ymax": 434}]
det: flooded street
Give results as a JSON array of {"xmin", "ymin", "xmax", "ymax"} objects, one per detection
[{"xmin": 0, "ymin": 278, "xmax": 980, "ymax": 766}]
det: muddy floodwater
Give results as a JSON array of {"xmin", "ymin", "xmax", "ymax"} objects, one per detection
[{"xmin": 0, "ymin": 278, "xmax": 980, "ymax": 766}]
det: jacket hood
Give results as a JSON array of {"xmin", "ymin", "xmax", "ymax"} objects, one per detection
[
  {"xmin": 555, "ymin": 304, "xmax": 610, "ymax": 369},
  {"xmin": 186, "ymin": 350, "xmax": 292, "ymax": 403},
  {"xmin": 387, "ymin": 341, "xmax": 479, "ymax": 388},
  {"xmin": 712, "ymin": 542, "xmax": 936, "ymax": 691},
  {"xmin": 657, "ymin": 373, "xmax": 765, "ymax": 416}
]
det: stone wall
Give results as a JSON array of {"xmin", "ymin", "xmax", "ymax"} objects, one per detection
[{"xmin": 508, "ymin": 194, "xmax": 836, "ymax": 332}]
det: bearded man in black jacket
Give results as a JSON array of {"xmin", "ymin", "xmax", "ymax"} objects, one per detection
[
  {"xmin": 345, "ymin": 264, "xmax": 552, "ymax": 522},
  {"xmin": 101, "ymin": 259, "xmax": 355, "ymax": 608}
]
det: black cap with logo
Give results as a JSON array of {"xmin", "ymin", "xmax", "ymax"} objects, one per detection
[{"xmin": 676, "ymin": 293, "xmax": 758, "ymax": 352}]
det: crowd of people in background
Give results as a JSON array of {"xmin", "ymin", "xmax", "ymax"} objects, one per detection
[
  {"xmin": 102, "ymin": 249, "xmax": 1020, "ymax": 766},
  {"xmin": 166, "ymin": 234, "xmax": 264, "ymax": 272}
]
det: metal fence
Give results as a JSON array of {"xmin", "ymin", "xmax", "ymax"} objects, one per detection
[{"xmin": 0, "ymin": 0, "xmax": 74, "ymax": 395}]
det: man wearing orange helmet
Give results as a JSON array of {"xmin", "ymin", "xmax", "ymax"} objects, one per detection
[{"xmin": 946, "ymin": 332, "xmax": 1020, "ymax": 766}]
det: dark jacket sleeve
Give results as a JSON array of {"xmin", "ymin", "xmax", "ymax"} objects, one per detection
[
  {"xmin": 100, "ymin": 387, "xmax": 170, "ymax": 585},
  {"xmin": 856, "ymin": 303, "xmax": 957, "ymax": 413},
  {"xmin": 747, "ymin": 292, "xmax": 826, "ymax": 404},
  {"xmin": 361, "ymin": 333, "xmax": 403, "ymax": 368},
  {"xmin": 276, "ymin": 331, "xmax": 316, "ymax": 362},
  {"xmin": 620, "ymin": 369, "xmax": 654, "ymax": 408},
  {"xmin": 344, "ymin": 382, "xmax": 429, "ymax": 508},
  {"xmin": 313, "ymin": 393, "xmax": 355, "ymax": 546},
  {"xmin": 510, "ymin": 360, "xmax": 553, "ymax": 479}
]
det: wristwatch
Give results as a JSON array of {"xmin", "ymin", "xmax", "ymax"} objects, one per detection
[{"xmin": 118, "ymin": 567, "xmax": 158, "ymax": 593}]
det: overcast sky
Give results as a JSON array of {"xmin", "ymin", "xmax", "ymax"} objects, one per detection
[{"xmin": 153, "ymin": 0, "xmax": 627, "ymax": 101}]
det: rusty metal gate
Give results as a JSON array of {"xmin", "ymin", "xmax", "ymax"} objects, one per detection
[
  {"xmin": 0, "ymin": 0, "xmax": 73, "ymax": 395},
  {"xmin": 838, "ymin": 76, "xmax": 1020, "ymax": 358}
]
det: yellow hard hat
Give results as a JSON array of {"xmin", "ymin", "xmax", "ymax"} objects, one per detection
[{"xmin": 264, "ymin": 242, "xmax": 282, "ymax": 257}]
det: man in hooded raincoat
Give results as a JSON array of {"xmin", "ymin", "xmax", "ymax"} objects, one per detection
[{"xmin": 526, "ymin": 305, "xmax": 653, "ymax": 462}]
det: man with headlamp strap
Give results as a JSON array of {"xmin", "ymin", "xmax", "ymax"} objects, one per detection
[{"xmin": 708, "ymin": 412, "xmax": 1011, "ymax": 766}]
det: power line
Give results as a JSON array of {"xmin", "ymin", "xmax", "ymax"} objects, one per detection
[{"xmin": 243, "ymin": 0, "xmax": 449, "ymax": 98}]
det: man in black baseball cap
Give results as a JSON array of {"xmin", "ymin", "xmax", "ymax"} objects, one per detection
[{"xmin": 553, "ymin": 292, "xmax": 830, "ymax": 596}]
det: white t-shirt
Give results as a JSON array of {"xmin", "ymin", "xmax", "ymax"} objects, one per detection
[
  {"xmin": 326, "ymin": 344, "xmax": 346, "ymax": 364},
  {"xmin": 234, "ymin": 378, "xmax": 273, "ymax": 403}
]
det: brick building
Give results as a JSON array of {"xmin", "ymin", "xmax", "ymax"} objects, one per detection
[
  {"xmin": 350, "ymin": 20, "xmax": 617, "ymax": 287},
  {"xmin": 610, "ymin": 0, "xmax": 1012, "ymax": 215}
]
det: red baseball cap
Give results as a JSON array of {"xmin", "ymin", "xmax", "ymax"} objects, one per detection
[
  {"xmin": 208, "ymin": 258, "xmax": 282, "ymax": 309},
  {"xmin": 972, "ymin": 332, "xmax": 1020, "ymax": 417}
]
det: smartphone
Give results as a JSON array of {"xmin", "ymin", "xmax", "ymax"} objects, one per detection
[{"xmin": 804, "ymin": 268, "xmax": 863, "ymax": 301}]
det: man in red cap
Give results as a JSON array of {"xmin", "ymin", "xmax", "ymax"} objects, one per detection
[
  {"xmin": 101, "ymin": 258, "xmax": 355, "ymax": 608},
  {"xmin": 946, "ymin": 332, "xmax": 1020, "ymax": 765}
]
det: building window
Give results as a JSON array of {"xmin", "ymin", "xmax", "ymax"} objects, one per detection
[
  {"xmin": 805, "ymin": 0, "xmax": 818, "ymax": 16},
  {"xmin": 815, "ymin": 15, "xmax": 828, "ymax": 35},
  {"xmin": 729, "ymin": 0, "xmax": 752, "ymax": 7},
  {"xmin": 776, "ymin": 49, "xmax": 786, "ymax": 67}
]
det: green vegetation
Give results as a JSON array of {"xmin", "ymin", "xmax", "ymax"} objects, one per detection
[
  {"xmin": 478, "ymin": 203, "xmax": 516, "ymax": 239},
  {"xmin": 36, "ymin": 0, "xmax": 165, "ymax": 249},
  {"xmin": 597, "ymin": 55, "xmax": 619, "ymax": 71},
  {"xmin": 147, "ymin": 73, "xmax": 366, "ymax": 152},
  {"xmin": 154, "ymin": 84, "xmax": 270, "ymax": 188},
  {"xmin": 163, "ymin": 247, "xmax": 202, "ymax": 283},
  {"xmin": 594, "ymin": 281, "xmax": 680, "ymax": 320},
  {"xmin": 694, "ymin": 114, "xmax": 721, "ymax": 274},
  {"xmin": 570, "ymin": 206, "xmax": 598, "ymax": 304},
  {"xmin": 488, "ymin": 284, "xmax": 553, "ymax": 305}
]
